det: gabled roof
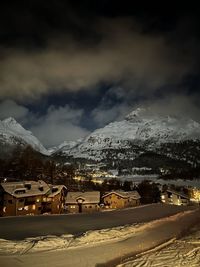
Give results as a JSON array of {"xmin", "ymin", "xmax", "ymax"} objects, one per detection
[
  {"xmin": 0, "ymin": 180, "xmax": 50, "ymax": 198},
  {"xmin": 165, "ymin": 189, "xmax": 189, "ymax": 199},
  {"xmin": 102, "ymin": 190, "xmax": 141, "ymax": 200},
  {"xmin": 48, "ymin": 185, "xmax": 67, "ymax": 197},
  {"xmin": 66, "ymin": 191, "xmax": 100, "ymax": 204}
]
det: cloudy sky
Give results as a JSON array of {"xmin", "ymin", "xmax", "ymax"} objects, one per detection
[{"xmin": 0, "ymin": 1, "xmax": 199, "ymax": 147}]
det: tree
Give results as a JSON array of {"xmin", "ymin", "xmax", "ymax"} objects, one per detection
[
  {"xmin": 137, "ymin": 180, "xmax": 161, "ymax": 204},
  {"xmin": 122, "ymin": 180, "xmax": 132, "ymax": 191}
]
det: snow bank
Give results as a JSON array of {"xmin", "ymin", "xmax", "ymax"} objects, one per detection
[
  {"xmin": 0, "ymin": 210, "xmax": 195, "ymax": 255},
  {"xmin": 0, "ymin": 209, "xmax": 199, "ymax": 267}
]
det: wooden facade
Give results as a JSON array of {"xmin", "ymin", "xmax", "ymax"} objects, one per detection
[
  {"xmin": 0, "ymin": 181, "xmax": 67, "ymax": 217},
  {"xmin": 65, "ymin": 191, "xmax": 100, "ymax": 213},
  {"xmin": 102, "ymin": 191, "xmax": 141, "ymax": 209},
  {"xmin": 161, "ymin": 190, "xmax": 190, "ymax": 206}
]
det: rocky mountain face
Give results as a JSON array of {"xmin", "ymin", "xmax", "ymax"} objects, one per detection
[
  {"xmin": 1, "ymin": 109, "xmax": 200, "ymax": 173},
  {"xmin": 0, "ymin": 117, "xmax": 49, "ymax": 157},
  {"xmin": 53, "ymin": 108, "xmax": 200, "ymax": 170}
]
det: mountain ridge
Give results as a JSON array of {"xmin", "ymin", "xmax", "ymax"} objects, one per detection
[
  {"xmin": 52, "ymin": 108, "xmax": 200, "ymax": 170},
  {"xmin": 0, "ymin": 117, "xmax": 50, "ymax": 156}
]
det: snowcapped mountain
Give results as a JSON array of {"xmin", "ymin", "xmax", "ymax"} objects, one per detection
[
  {"xmin": 48, "ymin": 139, "xmax": 82, "ymax": 154},
  {"xmin": 55, "ymin": 108, "xmax": 200, "ymax": 166},
  {"xmin": 0, "ymin": 117, "xmax": 49, "ymax": 156}
]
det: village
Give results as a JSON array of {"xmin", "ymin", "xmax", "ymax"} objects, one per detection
[{"xmin": 0, "ymin": 166, "xmax": 200, "ymax": 216}]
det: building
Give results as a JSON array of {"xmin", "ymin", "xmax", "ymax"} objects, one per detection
[
  {"xmin": 161, "ymin": 189, "xmax": 190, "ymax": 206},
  {"xmin": 0, "ymin": 180, "xmax": 67, "ymax": 217},
  {"xmin": 65, "ymin": 191, "xmax": 100, "ymax": 213},
  {"xmin": 189, "ymin": 188, "xmax": 200, "ymax": 205},
  {"xmin": 42, "ymin": 185, "xmax": 67, "ymax": 214},
  {"xmin": 102, "ymin": 191, "xmax": 141, "ymax": 209}
]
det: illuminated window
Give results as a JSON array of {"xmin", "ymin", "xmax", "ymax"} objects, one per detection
[{"xmin": 32, "ymin": 204, "xmax": 36, "ymax": 210}]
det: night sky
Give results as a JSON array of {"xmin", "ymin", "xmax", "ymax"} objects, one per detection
[{"xmin": 0, "ymin": 1, "xmax": 199, "ymax": 147}]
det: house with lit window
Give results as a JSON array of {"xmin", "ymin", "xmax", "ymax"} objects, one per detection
[
  {"xmin": 46, "ymin": 185, "xmax": 67, "ymax": 214},
  {"xmin": 65, "ymin": 191, "xmax": 100, "ymax": 213},
  {"xmin": 102, "ymin": 190, "xmax": 141, "ymax": 209},
  {"xmin": 161, "ymin": 189, "xmax": 190, "ymax": 206},
  {"xmin": 0, "ymin": 180, "xmax": 67, "ymax": 217}
]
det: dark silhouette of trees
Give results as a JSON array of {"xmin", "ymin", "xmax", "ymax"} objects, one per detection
[{"xmin": 137, "ymin": 180, "xmax": 161, "ymax": 204}]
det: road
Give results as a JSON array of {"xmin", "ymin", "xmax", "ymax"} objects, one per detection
[{"xmin": 0, "ymin": 204, "xmax": 196, "ymax": 240}]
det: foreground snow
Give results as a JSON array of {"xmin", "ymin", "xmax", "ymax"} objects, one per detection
[
  {"xmin": 0, "ymin": 209, "xmax": 199, "ymax": 267},
  {"xmin": 0, "ymin": 222, "xmax": 148, "ymax": 254},
  {"xmin": 118, "ymin": 227, "xmax": 200, "ymax": 267},
  {"xmin": 0, "ymin": 210, "xmax": 196, "ymax": 255}
]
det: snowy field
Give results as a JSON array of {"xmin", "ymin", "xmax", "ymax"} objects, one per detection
[
  {"xmin": 118, "ymin": 227, "xmax": 200, "ymax": 267},
  {"xmin": 118, "ymin": 175, "xmax": 200, "ymax": 188}
]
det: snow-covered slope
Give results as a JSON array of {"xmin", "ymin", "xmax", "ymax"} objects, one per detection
[
  {"xmin": 56, "ymin": 108, "xmax": 200, "ymax": 162},
  {"xmin": 48, "ymin": 139, "xmax": 82, "ymax": 154},
  {"xmin": 0, "ymin": 117, "xmax": 49, "ymax": 155}
]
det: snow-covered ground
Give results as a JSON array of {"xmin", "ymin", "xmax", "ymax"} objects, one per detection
[
  {"xmin": 118, "ymin": 226, "xmax": 200, "ymax": 267},
  {"xmin": 0, "ymin": 223, "xmax": 144, "ymax": 254},
  {"xmin": 0, "ymin": 209, "xmax": 199, "ymax": 267}
]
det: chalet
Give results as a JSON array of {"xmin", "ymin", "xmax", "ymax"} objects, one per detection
[
  {"xmin": 102, "ymin": 190, "xmax": 141, "ymax": 209},
  {"xmin": 47, "ymin": 185, "xmax": 67, "ymax": 214},
  {"xmin": 161, "ymin": 189, "xmax": 190, "ymax": 206},
  {"xmin": 0, "ymin": 180, "xmax": 67, "ymax": 217},
  {"xmin": 65, "ymin": 191, "xmax": 100, "ymax": 213}
]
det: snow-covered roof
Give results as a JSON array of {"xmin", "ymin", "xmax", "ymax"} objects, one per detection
[
  {"xmin": 48, "ymin": 185, "xmax": 67, "ymax": 197},
  {"xmin": 66, "ymin": 191, "xmax": 100, "ymax": 204},
  {"xmin": 165, "ymin": 189, "xmax": 189, "ymax": 199},
  {"xmin": 1, "ymin": 180, "xmax": 50, "ymax": 198},
  {"xmin": 1, "ymin": 180, "xmax": 67, "ymax": 199},
  {"xmin": 102, "ymin": 190, "xmax": 141, "ymax": 200}
]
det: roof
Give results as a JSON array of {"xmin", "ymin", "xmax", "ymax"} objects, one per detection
[
  {"xmin": 48, "ymin": 185, "xmax": 67, "ymax": 197},
  {"xmin": 165, "ymin": 189, "xmax": 189, "ymax": 199},
  {"xmin": 0, "ymin": 180, "xmax": 50, "ymax": 198},
  {"xmin": 66, "ymin": 191, "xmax": 100, "ymax": 204},
  {"xmin": 102, "ymin": 190, "xmax": 141, "ymax": 200}
]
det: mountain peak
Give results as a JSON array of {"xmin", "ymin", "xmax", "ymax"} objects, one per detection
[
  {"xmin": 125, "ymin": 108, "xmax": 146, "ymax": 121},
  {"xmin": 0, "ymin": 117, "xmax": 50, "ymax": 156},
  {"xmin": 3, "ymin": 117, "xmax": 18, "ymax": 125}
]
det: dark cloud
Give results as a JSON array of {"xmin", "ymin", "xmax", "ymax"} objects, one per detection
[
  {"xmin": 0, "ymin": 2, "xmax": 199, "ymax": 145},
  {"xmin": 0, "ymin": 17, "xmax": 196, "ymax": 101},
  {"xmin": 30, "ymin": 105, "xmax": 89, "ymax": 147},
  {"xmin": 0, "ymin": 100, "xmax": 29, "ymax": 120}
]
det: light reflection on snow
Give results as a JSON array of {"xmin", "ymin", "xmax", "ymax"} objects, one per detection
[{"xmin": 118, "ymin": 229, "xmax": 200, "ymax": 267}]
